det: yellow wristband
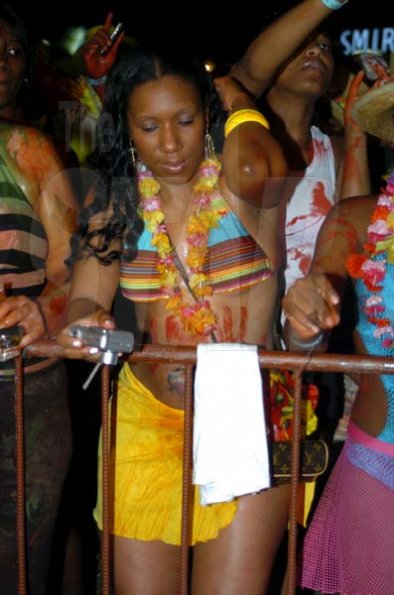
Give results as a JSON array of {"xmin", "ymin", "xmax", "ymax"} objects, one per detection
[{"xmin": 224, "ymin": 109, "xmax": 270, "ymax": 138}]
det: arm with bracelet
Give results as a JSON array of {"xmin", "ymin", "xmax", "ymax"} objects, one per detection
[{"xmin": 215, "ymin": 76, "xmax": 287, "ymax": 209}]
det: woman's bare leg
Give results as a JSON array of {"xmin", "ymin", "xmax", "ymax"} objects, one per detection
[
  {"xmin": 192, "ymin": 484, "xmax": 290, "ymax": 595},
  {"xmin": 113, "ymin": 536, "xmax": 181, "ymax": 595},
  {"xmin": 112, "ymin": 484, "xmax": 289, "ymax": 594}
]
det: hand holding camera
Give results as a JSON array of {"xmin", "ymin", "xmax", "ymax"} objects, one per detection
[
  {"xmin": 0, "ymin": 291, "xmax": 46, "ymax": 351},
  {"xmin": 0, "ymin": 326, "xmax": 25, "ymax": 362},
  {"xmin": 68, "ymin": 325, "xmax": 134, "ymax": 365}
]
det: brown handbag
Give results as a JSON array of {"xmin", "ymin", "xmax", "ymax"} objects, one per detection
[{"xmin": 271, "ymin": 439, "xmax": 329, "ymax": 484}]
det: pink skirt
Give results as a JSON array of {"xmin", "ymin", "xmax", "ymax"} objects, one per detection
[{"xmin": 299, "ymin": 421, "xmax": 394, "ymax": 594}]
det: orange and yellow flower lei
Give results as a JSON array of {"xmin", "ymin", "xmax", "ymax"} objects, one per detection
[{"xmin": 138, "ymin": 156, "xmax": 226, "ymax": 337}]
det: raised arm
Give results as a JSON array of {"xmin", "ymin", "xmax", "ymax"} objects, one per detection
[
  {"xmin": 75, "ymin": 12, "xmax": 124, "ymax": 100},
  {"xmin": 231, "ymin": 0, "xmax": 340, "ymax": 97},
  {"xmin": 335, "ymin": 72, "xmax": 371, "ymax": 200}
]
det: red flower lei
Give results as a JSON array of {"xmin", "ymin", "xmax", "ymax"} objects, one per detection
[{"xmin": 346, "ymin": 173, "xmax": 394, "ymax": 349}]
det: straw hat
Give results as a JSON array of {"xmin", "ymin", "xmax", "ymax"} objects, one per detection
[{"xmin": 352, "ymin": 82, "xmax": 394, "ymax": 143}]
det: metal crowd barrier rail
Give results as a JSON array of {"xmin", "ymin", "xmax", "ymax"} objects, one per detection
[{"xmin": 12, "ymin": 344, "xmax": 394, "ymax": 595}]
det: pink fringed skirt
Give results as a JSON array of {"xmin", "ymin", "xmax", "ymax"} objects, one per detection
[{"xmin": 299, "ymin": 421, "xmax": 394, "ymax": 594}]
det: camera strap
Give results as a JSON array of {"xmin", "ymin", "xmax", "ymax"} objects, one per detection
[{"xmin": 173, "ymin": 250, "xmax": 218, "ymax": 343}]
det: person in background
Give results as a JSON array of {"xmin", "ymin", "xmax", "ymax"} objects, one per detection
[
  {"xmin": 229, "ymin": 0, "xmax": 371, "ymax": 453},
  {"xmin": 0, "ymin": 4, "xmax": 78, "ymax": 593},
  {"xmin": 34, "ymin": 12, "xmax": 125, "ymax": 169},
  {"xmin": 231, "ymin": 0, "xmax": 369, "ymax": 295},
  {"xmin": 282, "ymin": 77, "xmax": 394, "ymax": 594}
]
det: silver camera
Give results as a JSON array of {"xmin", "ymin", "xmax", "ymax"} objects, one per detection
[
  {"xmin": 0, "ymin": 326, "xmax": 25, "ymax": 362},
  {"xmin": 69, "ymin": 325, "xmax": 134, "ymax": 365}
]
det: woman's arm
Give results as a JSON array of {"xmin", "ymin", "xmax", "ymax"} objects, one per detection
[
  {"xmin": 77, "ymin": 12, "xmax": 124, "ymax": 101},
  {"xmin": 0, "ymin": 128, "xmax": 78, "ymax": 347},
  {"xmin": 32, "ymin": 134, "xmax": 79, "ymax": 337},
  {"xmin": 335, "ymin": 72, "xmax": 371, "ymax": 200},
  {"xmin": 216, "ymin": 77, "xmax": 287, "ymax": 207},
  {"xmin": 231, "ymin": 0, "xmax": 336, "ymax": 97},
  {"xmin": 282, "ymin": 195, "xmax": 374, "ymax": 344},
  {"xmin": 67, "ymin": 257, "xmax": 120, "ymax": 323},
  {"xmin": 56, "ymin": 256, "xmax": 120, "ymax": 359},
  {"xmin": 55, "ymin": 183, "xmax": 122, "ymax": 357}
]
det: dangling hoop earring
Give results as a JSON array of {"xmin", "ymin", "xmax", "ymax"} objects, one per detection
[
  {"xmin": 129, "ymin": 141, "xmax": 137, "ymax": 170},
  {"xmin": 129, "ymin": 141, "xmax": 147, "ymax": 174},
  {"xmin": 204, "ymin": 128, "xmax": 215, "ymax": 160}
]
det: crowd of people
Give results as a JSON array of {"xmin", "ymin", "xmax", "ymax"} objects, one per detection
[
  {"xmin": 0, "ymin": 4, "xmax": 77, "ymax": 592},
  {"xmin": 1, "ymin": 0, "xmax": 393, "ymax": 593}
]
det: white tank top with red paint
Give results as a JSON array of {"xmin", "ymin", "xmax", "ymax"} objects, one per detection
[{"xmin": 285, "ymin": 125, "xmax": 336, "ymax": 291}]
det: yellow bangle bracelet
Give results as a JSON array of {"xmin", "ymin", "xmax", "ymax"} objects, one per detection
[{"xmin": 224, "ymin": 109, "xmax": 270, "ymax": 138}]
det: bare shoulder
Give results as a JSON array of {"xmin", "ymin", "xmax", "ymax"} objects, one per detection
[
  {"xmin": 335, "ymin": 194, "xmax": 375, "ymax": 219},
  {"xmin": 4, "ymin": 124, "xmax": 61, "ymax": 180}
]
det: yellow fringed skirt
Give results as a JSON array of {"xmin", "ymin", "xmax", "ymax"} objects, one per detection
[{"xmin": 94, "ymin": 363, "xmax": 237, "ymax": 545}]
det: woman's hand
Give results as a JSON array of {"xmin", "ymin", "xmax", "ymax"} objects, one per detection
[
  {"xmin": 214, "ymin": 75, "xmax": 254, "ymax": 113},
  {"xmin": 0, "ymin": 296, "xmax": 47, "ymax": 348},
  {"xmin": 282, "ymin": 273, "xmax": 340, "ymax": 343},
  {"xmin": 370, "ymin": 63, "xmax": 390, "ymax": 87},
  {"xmin": 83, "ymin": 12, "xmax": 124, "ymax": 80},
  {"xmin": 57, "ymin": 308, "xmax": 115, "ymax": 361}
]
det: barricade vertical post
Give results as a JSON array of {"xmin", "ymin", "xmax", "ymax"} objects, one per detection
[
  {"xmin": 287, "ymin": 370, "xmax": 303, "ymax": 595},
  {"xmin": 180, "ymin": 364, "xmax": 194, "ymax": 594},
  {"xmin": 14, "ymin": 354, "xmax": 27, "ymax": 595},
  {"xmin": 101, "ymin": 364, "xmax": 111, "ymax": 595}
]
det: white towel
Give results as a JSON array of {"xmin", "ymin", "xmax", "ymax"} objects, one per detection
[{"xmin": 193, "ymin": 343, "xmax": 271, "ymax": 505}]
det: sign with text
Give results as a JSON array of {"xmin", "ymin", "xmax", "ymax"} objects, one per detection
[{"xmin": 340, "ymin": 28, "xmax": 394, "ymax": 55}]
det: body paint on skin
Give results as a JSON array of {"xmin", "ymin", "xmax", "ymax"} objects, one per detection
[
  {"xmin": 222, "ymin": 305, "xmax": 235, "ymax": 342},
  {"xmin": 167, "ymin": 367, "xmax": 185, "ymax": 397},
  {"xmin": 165, "ymin": 314, "xmax": 181, "ymax": 341}
]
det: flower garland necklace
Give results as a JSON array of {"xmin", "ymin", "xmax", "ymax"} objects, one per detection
[
  {"xmin": 138, "ymin": 155, "xmax": 225, "ymax": 337},
  {"xmin": 347, "ymin": 173, "xmax": 394, "ymax": 350}
]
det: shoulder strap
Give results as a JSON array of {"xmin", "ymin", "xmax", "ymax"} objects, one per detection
[{"xmin": 173, "ymin": 250, "xmax": 218, "ymax": 343}]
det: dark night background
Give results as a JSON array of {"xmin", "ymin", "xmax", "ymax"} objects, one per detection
[{"xmin": 11, "ymin": 0, "xmax": 390, "ymax": 64}]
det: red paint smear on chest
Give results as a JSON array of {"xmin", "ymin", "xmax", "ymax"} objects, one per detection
[
  {"xmin": 222, "ymin": 306, "xmax": 235, "ymax": 342},
  {"xmin": 165, "ymin": 314, "xmax": 180, "ymax": 341}
]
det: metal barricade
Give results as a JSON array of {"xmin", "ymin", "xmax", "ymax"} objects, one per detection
[{"xmin": 14, "ymin": 344, "xmax": 394, "ymax": 594}]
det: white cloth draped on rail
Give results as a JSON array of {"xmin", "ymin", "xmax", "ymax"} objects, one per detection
[{"xmin": 193, "ymin": 343, "xmax": 271, "ymax": 505}]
